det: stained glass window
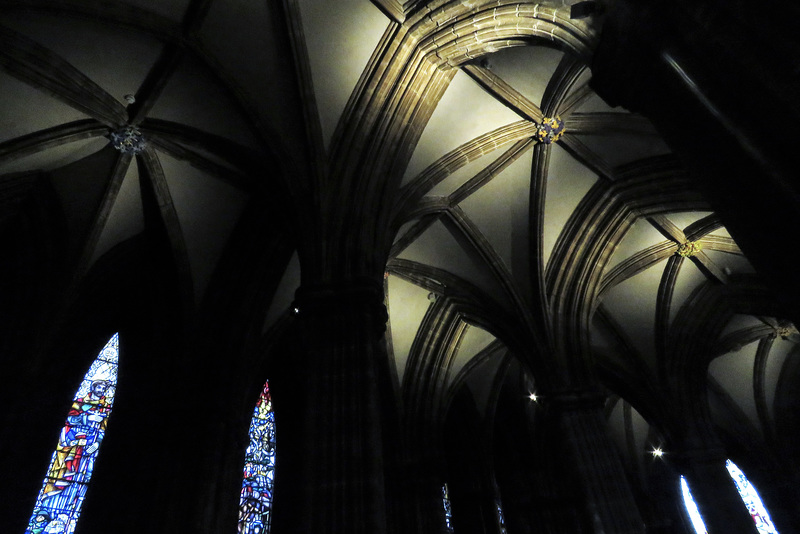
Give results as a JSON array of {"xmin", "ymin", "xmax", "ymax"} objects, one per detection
[
  {"xmin": 680, "ymin": 476, "xmax": 708, "ymax": 534},
  {"xmin": 238, "ymin": 381, "xmax": 276, "ymax": 534},
  {"xmin": 25, "ymin": 333, "xmax": 119, "ymax": 534},
  {"xmin": 495, "ymin": 498, "xmax": 508, "ymax": 534},
  {"xmin": 725, "ymin": 460, "xmax": 779, "ymax": 534},
  {"xmin": 442, "ymin": 483, "xmax": 454, "ymax": 533},
  {"xmin": 680, "ymin": 461, "xmax": 780, "ymax": 534}
]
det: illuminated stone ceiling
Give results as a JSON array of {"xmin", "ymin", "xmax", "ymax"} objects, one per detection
[{"xmin": 1, "ymin": 0, "xmax": 795, "ymax": 482}]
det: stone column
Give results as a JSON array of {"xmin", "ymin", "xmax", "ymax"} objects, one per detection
[
  {"xmin": 403, "ymin": 462, "xmax": 452, "ymax": 534},
  {"xmin": 542, "ymin": 391, "xmax": 646, "ymax": 534},
  {"xmin": 675, "ymin": 450, "xmax": 758, "ymax": 534},
  {"xmin": 269, "ymin": 278, "xmax": 397, "ymax": 534},
  {"xmin": 450, "ymin": 484, "xmax": 498, "ymax": 534}
]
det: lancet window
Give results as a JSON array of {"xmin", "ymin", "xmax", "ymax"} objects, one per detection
[
  {"xmin": 680, "ymin": 460, "xmax": 779, "ymax": 534},
  {"xmin": 442, "ymin": 483, "xmax": 454, "ymax": 533},
  {"xmin": 25, "ymin": 334, "xmax": 119, "ymax": 534},
  {"xmin": 238, "ymin": 381, "xmax": 276, "ymax": 534}
]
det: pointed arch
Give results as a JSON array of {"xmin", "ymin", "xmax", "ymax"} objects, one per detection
[
  {"xmin": 680, "ymin": 461, "xmax": 780, "ymax": 534},
  {"xmin": 238, "ymin": 381, "xmax": 276, "ymax": 534},
  {"xmin": 680, "ymin": 476, "xmax": 708, "ymax": 534},
  {"xmin": 25, "ymin": 333, "xmax": 119, "ymax": 534},
  {"xmin": 725, "ymin": 460, "xmax": 779, "ymax": 534}
]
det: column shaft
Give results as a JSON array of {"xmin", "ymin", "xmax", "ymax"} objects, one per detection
[
  {"xmin": 545, "ymin": 392, "xmax": 646, "ymax": 534},
  {"xmin": 270, "ymin": 280, "xmax": 395, "ymax": 534},
  {"xmin": 450, "ymin": 485, "xmax": 498, "ymax": 534}
]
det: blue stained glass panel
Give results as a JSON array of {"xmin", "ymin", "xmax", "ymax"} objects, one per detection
[
  {"xmin": 495, "ymin": 498, "xmax": 508, "ymax": 534},
  {"xmin": 239, "ymin": 381, "xmax": 276, "ymax": 534},
  {"xmin": 25, "ymin": 333, "xmax": 119, "ymax": 534},
  {"xmin": 726, "ymin": 460, "xmax": 779, "ymax": 534},
  {"xmin": 442, "ymin": 483, "xmax": 454, "ymax": 533}
]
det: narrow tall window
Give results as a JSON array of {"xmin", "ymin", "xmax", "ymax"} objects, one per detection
[
  {"xmin": 680, "ymin": 461, "xmax": 779, "ymax": 534},
  {"xmin": 680, "ymin": 476, "xmax": 708, "ymax": 534},
  {"xmin": 238, "ymin": 381, "xmax": 276, "ymax": 534},
  {"xmin": 725, "ymin": 460, "xmax": 779, "ymax": 534},
  {"xmin": 495, "ymin": 498, "xmax": 508, "ymax": 534},
  {"xmin": 25, "ymin": 333, "xmax": 119, "ymax": 534},
  {"xmin": 442, "ymin": 483, "xmax": 454, "ymax": 533}
]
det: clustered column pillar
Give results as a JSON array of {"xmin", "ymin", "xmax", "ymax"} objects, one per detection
[
  {"xmin": 450, "ymin": 482, "xmax": 498, "ymax": 534},
  {"xmin": 269, "ymin": 277, "xmax": 397, "ymax": 534},
  {"xmin": 674, "ymin": 449, "xmax": 758, "ymax": 534},
  {"xmin": 403, "ymin": 456, "xmax": 450, "ymax": 534},
  {"xmin": 542, "ymin": 390, "xmax": 646, "ymax": 534}
]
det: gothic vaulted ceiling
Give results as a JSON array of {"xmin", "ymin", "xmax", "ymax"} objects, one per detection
[{"xmin": 2, "ymin": 0, "xmax": 797, "ymax": 491}]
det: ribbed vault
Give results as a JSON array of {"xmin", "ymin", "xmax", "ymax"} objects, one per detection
[{"xmin": 2, "ymin": 0, "xmax": 799, "ymax": 532}]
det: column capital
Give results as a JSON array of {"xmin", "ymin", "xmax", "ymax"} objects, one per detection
[
  {"xmin": 271, "ymin": 275, "xmax": 395, "ymax": 534},
  {"xmin": 539, "ymin": 388, "xmax": 605, "ymax": 413},
  {"xmin": 669, "ymin": 447, "xmax": 729, "ymax": 470},
  {"xmin": 292, "ymin": 277, "xmax": 388, "ymax": 336}
]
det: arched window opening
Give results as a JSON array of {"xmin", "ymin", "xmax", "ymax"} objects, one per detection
[
  {"xmin": 442, "ymin": 483, "xmax": 454, "ymax": 533},
  {"xmin": 25, "ymin": 333, "xmax": 119, "ymax": 534},
  {"xmin": 238, "ymin": 381, "xmax": 276, "ymax": 534},
  {"xmin": 495, "ymin": 497, "xmax": 508, "ymax": 534},
  {"xmin": 680, "ymin": 476, "xmax": 708, "ymax": 534},
  {"xmin": 680, "ymin": 461, "xmax": 779, "ymax": 534},
  {"xmin": 725, "ymin": 460, "xmax": 779, "ymax": 534}
]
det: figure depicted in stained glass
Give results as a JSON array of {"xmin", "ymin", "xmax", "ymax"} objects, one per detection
[
  {"xmin": 24, "ymin": 334, "xmax": 119, "ymax": 534},
  {"xmin": 45, "ymin": 380, "xmax": 111, "ymax": 492},
  {"xmin": 26, "ymin": 510, "xmax": 52, "ymax": 534},
  {"xmin": 238, "ymin": 381, "xmax": 276, "ymax": 534}
]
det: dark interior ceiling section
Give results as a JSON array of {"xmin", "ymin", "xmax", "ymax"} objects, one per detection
[{"xmin": 1, "ymin": 0, "xmax": 799, "ymax": 533}]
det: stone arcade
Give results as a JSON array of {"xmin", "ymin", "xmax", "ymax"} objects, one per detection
[{"xmin": 1, "ymin": 0, "xmax": 799, "ymax": 533}]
